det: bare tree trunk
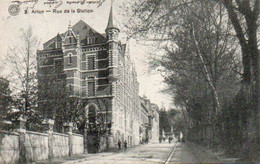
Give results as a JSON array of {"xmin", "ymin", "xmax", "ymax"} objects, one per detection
[
  {"xmin": 181, "ymin": 107, "xmax": 189, "ymax": 129},
  {"xmin": 25, "ymin": 42, "xmax": 30, "ymax": 112},
  {"xmin": 221, "ymin": 0, "xmax": 260, "ymax": 145},
  {"xmin": 191, "ymin": 25, "xmax": 221, "ymax": 114}
]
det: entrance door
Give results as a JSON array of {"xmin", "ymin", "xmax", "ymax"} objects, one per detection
[{"xmin": 87, "ymin": 105, "xmax": 99, "ymax": 153}]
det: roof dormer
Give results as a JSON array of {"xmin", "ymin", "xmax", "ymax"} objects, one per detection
[{"xmin": 64, "ymin": 23, "xmax": 77, "ymax": 45}]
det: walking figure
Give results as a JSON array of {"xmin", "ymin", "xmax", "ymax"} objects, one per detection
[
  {"xmin": 124, "ymin": 140, "xmax": 127, "ymax": 151},
  {"xmin": 118, "ymin": 140, "xmax": 121, "ymax": 150}
]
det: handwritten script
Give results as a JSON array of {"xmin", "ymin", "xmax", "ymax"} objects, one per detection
[{"xmin": 9, "ymin": 0, "xmax": 106, "ymax": 15}]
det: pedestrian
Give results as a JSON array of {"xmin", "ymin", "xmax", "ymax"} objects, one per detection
[
  {"xmin": 145, "ymin": 138, "xmax": 148, "ymax": 144},
  {"xmin": 124, "ymin": 140, "xmax": 127, "ymax": 151},
  {"xmin": 118, "ymin": 140, "xmax": 121, "ymax": 150}
]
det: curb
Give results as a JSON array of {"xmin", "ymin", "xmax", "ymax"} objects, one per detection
[{"xmin": 164, "ymin": 142, "xmax": 178, "ymax": 164}]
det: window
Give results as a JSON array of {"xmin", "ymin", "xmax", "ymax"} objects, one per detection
[
  {"xmin": 88, "ymin": 77, "xmax": 95, "ymax": 96},
  {"xmin": 98, "ymin": 60, "xmax": 108, "ymax": 69},
  {"xmin": 98, "ymin": 51, "xmax": 107, "ymax": 59},
  {"xmin": 82, "ymin": 53, "xmax": 86, "ymax": 61},
  {"xmin": 69, "ymin": 84, "xmax": 73, "ymax": 93},
  {"xmin": 87, "ymin": 37, "xmax": 96, "ymax": 44},
  {"xmin": 68, "ymin": 53, "xmax": 72, "ymax": 64},
  {"xmin": 88, "ymin": 56, "xmax": 95, "ymax": 70}
]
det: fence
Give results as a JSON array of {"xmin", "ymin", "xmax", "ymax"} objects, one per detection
[{"xmin": 0, "ymin": 118, "xmax": 86, "ymax": 163}]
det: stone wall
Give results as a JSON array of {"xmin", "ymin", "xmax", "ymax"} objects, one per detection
[
  {"xmin": 99, "ymin": 136, "xmax": 107, "ymax": 151},
  {"xmin": 0, "ymin": 119, "xmax": 86, "ymax": 163},
  {"xmin": 0, "ymin": 131, "xmax": 19, "ymax": 164},
  {"xmin": 25, "ymin": 131, "xmax": 49, "ymax": 161},
  {"xmin": 72, "ymin": 134, "xmax": 84, "ymax": 155},
  {"xmin": 53, "ymin": 132, "xmax": 69, "ymax": 157}
]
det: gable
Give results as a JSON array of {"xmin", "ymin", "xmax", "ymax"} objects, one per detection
[{"xmin": 43, "ymin": 20, "xmax": 107, "ymax": 50}]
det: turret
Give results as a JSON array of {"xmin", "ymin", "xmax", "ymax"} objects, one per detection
[
  {"xmin": 106, "ymin": 4, "xmax": 119, "ymax": 82},
  {"xmin": 105, "ymin": 5, "xmax": 120, "ymax": 42}
]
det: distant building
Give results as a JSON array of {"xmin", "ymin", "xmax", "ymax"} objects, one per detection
[
  {"xmin": 140, "ymin": 96, "xmax": 150, "ymax": 143},
  {"xmin": 139, "ymin": 96, "xmax": 160, "ymax": 143},
  {"xmin": 151, "ymin": 103, "xmax": 160, "ymax": 143},
  {"xmin": 37, "ymin": 6, "xmax": 141, "ymax": 152}
]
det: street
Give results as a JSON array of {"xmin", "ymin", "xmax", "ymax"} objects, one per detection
[{"xmin": 64, "ymin": 141, "xmax": 213, "ymax": 164}]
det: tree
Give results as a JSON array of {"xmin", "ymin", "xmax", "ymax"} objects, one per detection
[
  {"xmin": 219, "ymin": 0, "xmax": 260, "ymax": 146},
  {"xmin": 0, "ymin": 77, "xmax": 13, "ymax": 124},
  {"xmin": 54, "ymin": 94, "xmax": 83, "ymax": 133},
  {"xmin": 37, "ymin": 68, "xmax": 84, "ymax": 132},
  {"xmin": 0, "ymin": 78, "xmax": 12, "ymax": 115},
  {"xmin": 3, "ymin": 27, "xmax": 41, "ymax": 131},
  {"xmin": 168, "ymin": 109, "xmax": 185, "ymax": 136},
  {"xmin": 159, "ymin": 108, "xmax": 169, "ymax": 132},
  {"xmin": 5, "ymin": 27, "xmax": 39, "ymax": 113},
  {"xmin": 0, "ymin": 77, "xmax": 14, "ymax": 150},
  {"xmin": 159, "ymin": 108, "xmax": 185, "ymax": 139},
  {"xmin": 122, "ymin": 0, "xmax": 254, "ymax": 156}
]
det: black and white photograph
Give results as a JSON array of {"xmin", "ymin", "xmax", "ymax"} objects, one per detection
[{"xmin": 0, "ymin": 0, "xmax": 259, "ymax": 163}]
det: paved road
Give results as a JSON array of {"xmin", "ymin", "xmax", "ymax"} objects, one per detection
[
  {"xmin": 64, "ymin": 141, "xmax": 219, "ymax": 164},
  {"xmin": 68, "ymin": 142, "xmax": 176, "ymax": 164},
  {"xmin": 65, "ymin": 141, "xmax": 210, "ymax": 164},
  {"xmin": 40, "ymin": 141, "xmax": 234, "ymax": 163}
]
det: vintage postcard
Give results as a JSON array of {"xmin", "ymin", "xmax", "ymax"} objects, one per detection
[{"xmin": 0, "ymin": 0, "xmax": 259, "ymax": 163}]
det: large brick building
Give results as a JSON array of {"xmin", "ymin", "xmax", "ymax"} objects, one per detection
[{"xmin": 37, "ymin": 6, "xmax": 142, "ymax": 152}]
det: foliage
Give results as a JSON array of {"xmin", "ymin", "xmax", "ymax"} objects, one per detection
[
  {"xmin": 1, "ymin": 27, "xmax": 47, "ymax": 133},
  {"xmin": 122, "ymin": 0, "xmax": 259, "ymax": 159},
  {"xmin": 0, "ymin": 77, "xmax": 13, "ymax": 149},
  {"xmin": 159, "ymin": 108, "xmax": 169, "ymax": 132},
  {"xmin": 159, "ymin": 108, "xmax": 184, "ymax": 135},
  {"xmin": 0, "ymin": 77, "xmax": 13, "ymax": 121},
  {"xmin": 37, "ymin": 69, "xmax": 84, "ymax": 132},
  {"xmin": 219, "ymin": 0, "xmax": 260, "ymax": 156}
]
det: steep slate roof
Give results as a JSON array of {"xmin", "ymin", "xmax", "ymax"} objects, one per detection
[{"xmin": 43, "ymin": 20, "xmax": 107, "ymax": 50}]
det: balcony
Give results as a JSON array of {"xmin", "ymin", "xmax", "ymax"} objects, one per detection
[
  {"xmin": 107, "ymin": 68, "xmax": 118, "ymax": 82},
  {"xmin": 144, "ymin": 123, "xmax": 152, "ymax": 129}
]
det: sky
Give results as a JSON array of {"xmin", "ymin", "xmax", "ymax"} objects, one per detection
[{"xmin": 0, "ymin": 0, "xmax": 172, "ymax": 109}]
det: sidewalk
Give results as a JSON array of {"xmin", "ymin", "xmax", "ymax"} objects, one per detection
[
  {"xmin": 36, "ymin": 153, "xmax": 90, "ymax": 164},
  {"xmin": 186, "ymin": 141, "xmax": 241, "ymax": 163}
]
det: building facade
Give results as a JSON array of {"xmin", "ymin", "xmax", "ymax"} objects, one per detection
[
  {"xmin": 37, "ymin": 6, "xmax": 141, "ymax": 152},
  {"xmin": 140, "ymin": 97, "xmax": 150, "ymax": 143},
  {"xmin": 139, "ymin": 96, "xmax": 160, "ymax": 143},
  {"xmin": 37, "ymin": 6, "xmax": 159, "ymax": 152},
  {"xmin": 151, "ymin": 103, "xmax": 160, "ymax": 143}
]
